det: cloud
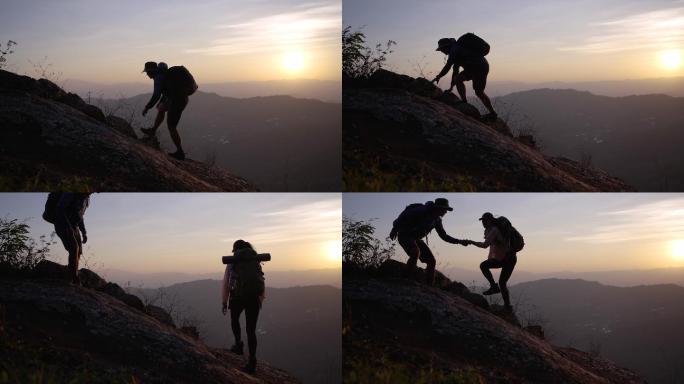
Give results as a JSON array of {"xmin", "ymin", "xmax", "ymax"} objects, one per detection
[
  {"xmin": 566, "ymin": 198, "xmax": 684, "ymax": 243},
  {"xmin": 220, "ymin": 197, "xmax": 341, "ymax": 246},
  {"xmin": 559, "ymin": 6, "xmax": 684, "ymax": 53},
  {"xmin": 187, "ymin": 1, "xmax": 341, "ymax": 56}
]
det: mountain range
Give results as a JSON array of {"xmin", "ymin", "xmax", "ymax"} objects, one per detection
[
  {"xmin": 510, "ymin": 279, "xmax": 684, "ymax": 384},
  {"xmin": 130, "ymin": 279, "xmax": 342, "ymax": 384},
  {"xmin": 99, "ymin": 91, "xmax": 341, "ymax": 191},
  {"xmin": 495, "ymin": 89, "xmax": 684, "ymax": 191}
]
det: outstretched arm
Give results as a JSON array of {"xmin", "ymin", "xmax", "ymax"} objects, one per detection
[
  {"xmin": 143, "ymin": 77, "xmax": 163, "ymax": 113},
  {"xmin": 435, "ymin": 219, "xmax": 462, "ymax": 244},
  {"xmin": 432, "ymin": 56, "xmax": 454, "ymax": 83}
]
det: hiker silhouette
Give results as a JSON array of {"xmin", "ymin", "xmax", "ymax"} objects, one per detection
[
  {"xmin": 221, "ymin": 240, "xmax": 266, "ymax": 374},
  {"xmin": 141, "ymin": 61, "xmax": 198, "ymax": 161},
  {"xmin": 464, "ymin": 212, "xmax": 524, "ymax": 312},
  {"xmin": 389, "ymin": 198, "xmax": 468, "ymax": 285},
  {"xmin": 431, "ymin": 33, "xmax": 498, "ymax": 121},
  {"xmin": 42, "ymin": 193, "xmax": 91, "ymax": 285}
]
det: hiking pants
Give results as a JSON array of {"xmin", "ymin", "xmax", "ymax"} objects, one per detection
[
  {"xmin": 398, "ymin": 234, "xmax": 436, "ymax": 284},
  {"xmin": 480, "ymin": 253, "xmax": 517, "ymax": 306},
  {"xmin": 229, "ymin": 296, "xmax": 261, "ymax": 359},
  {"xmin": 54, "ymin": 212, "xmax": 82, "ymax": 279}
]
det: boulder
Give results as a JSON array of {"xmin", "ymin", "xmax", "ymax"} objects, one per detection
[
  {"xmin": 78, "ymin": 268, "xmax": 107, "ymax": 290},
  {"xmin": 524, "ymin": 325, "xmax": 545, "ymax": 339},
  {"xmin": 33, "ymin": 260, "xmax": 69, "ymax": 280},
  {"xmin": 146, "ymin": 305, "xmax": 175, "ymax": 327}
]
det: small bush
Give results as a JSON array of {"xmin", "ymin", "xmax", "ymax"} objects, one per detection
[
  {"xmin": 342, "ymin": 26, "xmax": 396, "ymax": 79},
  {"xmin": 342, "ymin": 216, "xmax": 394, "ymax": 268},
  {"xmin": 0, "ymin": 40, "xmax": 17, "ymax": 70},
  {"xmin": 0, "ymin": 218, "xmax": 54, "ymax": 272}
]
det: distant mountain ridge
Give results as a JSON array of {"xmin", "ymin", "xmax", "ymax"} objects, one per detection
[
  {"xmin": 484, "ymin": 76, "xmax": 684, "ymax": 97},
  {"xmin": 510, "ymin": 278, "xmax": 684, "ymax": 384},
  {"xmin": 64, "ymin": 78, "xmax": 342, "ymax": 103},
  {"xmin": 495, "ymin": 88, "xmax": 684, "ymax": 191}
]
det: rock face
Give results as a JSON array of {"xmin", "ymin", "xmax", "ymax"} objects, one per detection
[
  {"xmin": 343, "ymin": 69, "xmax": 632, "ymax": 191},
  {"xmin": 0, "ymin": 70, "xmax": 255, "ymax": 191},
  {"xmin": 343, "ymin": 260, "xmax": 645, "ymax": 383},
  {"xmin": 0, "ymin": 262, "xmax": 299, "ymax": 384}
]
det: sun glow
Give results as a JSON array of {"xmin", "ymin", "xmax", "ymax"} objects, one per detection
[
  {"xmin": 660, "ymin": 50, "xmax": 682, "ymax": 71},
  {"xmin": 325, "ymin": 240, "xmax": 342, "ymax": 262},
  {"xmin": 281, "ymin": 52, "xmax": 306, "ymax": 73},
  {"xmin": 671, "ymin": 239, "xmax": 684, "ymax": 261}
]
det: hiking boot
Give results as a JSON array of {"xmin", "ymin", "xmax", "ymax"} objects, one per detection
[
  {"xmin": 483, "ymin": 285, "xmax": 500, "ymax": 295},
  {"xmin": 229, "ymin": 341, "xmax": 243, "ymax": 355},
  {"xmin": 168, "ymin": 150, "xmax": 186, "ymax": 160},
  {"xmin": 141, "ymin": 127, "xmax": 156, "ymax": 136},
  {"xmin": 243, "ymin": 357, "xmax": 257, "ymax": 374}
]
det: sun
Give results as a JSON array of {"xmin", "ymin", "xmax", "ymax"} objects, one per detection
[
  {"xmin": 671, "ymin": 239, "xmax": 684, "ymax": 261},
  {"xmin": 660, "ymin": 50, "xmax": 682, "ymax": 71},
  {"xmin": 281, "ymin": 52, "xmax": 305, "ymax": 74},
  {"xmin": 325, "ymin": 240, "xmax": 342, "ymax": 263}
]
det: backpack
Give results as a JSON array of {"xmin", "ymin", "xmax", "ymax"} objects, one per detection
[
  {"xmin": 232, "ymin": 249, "xmax": 266, "ymax": 298},
  {"xmin": 164, "ymin": 66, "xmax": 198, "ymax": 96},
  {"xmin": 42, "ymin": 192, "xmax": 63, "ymax": 224},
  {"xmin": 496, "ymin": 216, "xmax": 524, "ymax": 253},
  {"xmin": 456, "ymin": 32, "xmax": 490, "ymax": 57},
  {"xmin": 395, "ymin": 202, "xmax": 437, "ymax": 237}
]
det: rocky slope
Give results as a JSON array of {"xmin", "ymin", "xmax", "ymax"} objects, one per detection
[
  {"xmin": 343, "ymin": 70, "xmax": 632, "ymax": 191},
  {"xmin": 0, "ymin": 70, "xmax": 255, "ymax": 191},
  {"xmin": 0, "ymin": 261, "xmax": 298, "ymax": 383},
  {"xmin": 343, "ymin": 260, "xmax": 645, "ymax": 384}
]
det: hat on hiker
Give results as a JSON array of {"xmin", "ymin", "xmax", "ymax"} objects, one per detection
[
  {"xmin": 433, "ymin": 198, "xmax": 453, "ymax": 211},
  {"xmin": 479, "ymin": 212, "xmax": 495, "ymax": 221},
  {"xmin": 436, "ymin": 38, "xmax": 453, "ymax": 51},
  {"xmin": 142, "ymin": 61, "xmax": 158, "ymax": 73}
]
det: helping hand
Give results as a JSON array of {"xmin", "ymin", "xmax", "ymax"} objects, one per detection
[
  {"xmin": 82, "ymin": 233, "xmax": 88, "ymax": 244},
  {"xmin": 432, "ymin": 76, "xmax": 441, "ymax": 84},
  {"xmin": 389, "ymin": 228, "xmax": 398, "ymax": 241},
  {"xmin": 142, "ymin": 107, "xmax": 149, "ymax": 117},
  {"xmin": 222, "ymin": 302, "xmax": 227, "ymax": 315}
]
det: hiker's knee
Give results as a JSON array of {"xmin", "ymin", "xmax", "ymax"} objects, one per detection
[
  {"xmin": 480, "ymin": 260, "xmax": 489, "ymax": 271},
  {"xmin": 475, "ymin": 89, "xmax": 486, "ymax": 97}
]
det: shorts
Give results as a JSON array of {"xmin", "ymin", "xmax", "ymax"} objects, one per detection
[
  {"xmin": 398, "ymin": 234, "xmax": 436, "ymax": 265},
  {"xmin": 157, "ymin": 94, "xmax": 189, "ymax": 127},
  {"xmin": 460, "ymin": 57, "xmax": 489, "ymax": 91}
]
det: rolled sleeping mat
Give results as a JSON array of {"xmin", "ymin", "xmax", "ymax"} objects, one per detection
[{"xmin": 222, "ymin": 253, "xmax": 271, "ymax": 264}]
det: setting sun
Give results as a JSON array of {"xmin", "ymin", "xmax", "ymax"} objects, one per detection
[
  {"xmin": 671, "ymin": 239, "xmax": 684, "ymax": 260},
  {"xmin": 660, "ymin": 50, "xmax": 682, "ymax": 71},
  {"xmin": 282, "ymin": 52, "xmax": 306, "ymax": 73},
  {"xmin": 325, "ymin": 240, "xmax": 342, "ymax": 262}
]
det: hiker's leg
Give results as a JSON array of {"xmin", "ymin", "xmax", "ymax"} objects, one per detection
[
  {"xmin": 475, "ymin": 89, "xmax": 496, "ymax": 115},
  {"xmin": 398, "ymin": 235, "xmax": 419, "ymax": 278},
  {"xmin": 166, "ymin": 96, "xmax": 189, "ymax": 153},
  {"xmin": 479, "ymin": 259, "xmax": 500, "ymax": 287},
  {"xmin": 152, "ymin": 109, "xmax": 166, "ymax": 131},
  {"xmin": 454, "ymin": 72, "xmax": 468, "ymax": 102},
  {"xmin": 56, "ymin": 216, "xmax": 79, "ymax": 282},
  {"xmin": 417, "ymin": 240, "xmax": 436, "ymax": 285},
  {"xmin": 245, "ymin": 297, "xmax": 260, "ymax": 360},
  {"xmin": 229, "ymin": 301, "xmax": 244, "ymax": 343},
  {"xmin": 499, "ymin": 253, "xmax": 518, "ymax": 307}
]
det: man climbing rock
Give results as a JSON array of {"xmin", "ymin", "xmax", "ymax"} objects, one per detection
[
  {"xmin": 389, "ymin": 198, "xmax": 467, "ymax": 285},
  {"xmin": 431, "ymin": 33, "xmax": 498, "ymax": 121},
  {"xmin": 140, "ymin": 61, "xmax": 198, "ymax": 160},
  {"xmin": 464, "ymin": 212, "xmax": 524, "ymax": 312},
  {"xmin": 43, "ymin": 193, "xmax": 91, "ymax": 285}
]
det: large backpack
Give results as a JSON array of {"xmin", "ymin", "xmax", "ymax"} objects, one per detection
[
  {"xmin": 456, "ymin": 32, "xmax": 490, "ymax": 57},
  {"xmin": 496, "ymin": 216, "xmax": 524, "ymax": 253},
  {"xmin": 42, "ymin": 192, "xmax": 63, "ymax": 224},
  {"xmin": 395, "ymin": 202, "xmax": 436, "ymax": 237},
  {"xmin": 164, "ymin": 66, "xmax": 198, "ymax": 96},
  {"xmin": 232, "ymin": 249, "xmax": 266, "ymax": 298}
]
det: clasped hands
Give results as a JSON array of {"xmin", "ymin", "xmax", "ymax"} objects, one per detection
[{"xmin": 455, "ymin": 239, "xmax": 474, "ymax": 246}]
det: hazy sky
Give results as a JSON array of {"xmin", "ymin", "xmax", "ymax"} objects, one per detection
[
  {"xmin": 0, "ymin": 193, "xmax": 341, "ymax": 274},
  {"xmin": 1, "ymin": 0, "xmax": 341, "ymax": 83},
  {"xmin": 344, "ymin": 0, "xmax": 684, "ymax": 82},
  {"xmin": 343, "ymin": 193, "xmax": 684, "ymax": 274}
]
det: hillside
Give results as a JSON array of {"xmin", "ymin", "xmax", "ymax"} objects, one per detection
[
  {"xmin": 100, "ymin": 91, "xmax": 342, "ymax": 191},
  {"xmin": 343, "ymin": 260, "xmax": 646, "ymax": 383},
  {"xmin": 496, "ymin": 89, "xmax": 684, "ymax": 191},
  {"xmin": 343, "ymin": 70, "xmax": 632, "ymax": 192},
  {"xmin": 0, "ymin": 70, "xmax": 255, "ymax": 191},
  {"xmin": 510, "ymin": 279, "xmax": 684, "ymax": 383},
  {"xmin": 130, "ymin": 279, "xmax": 342, "ymax": 384},
  {"xmin": 0, "ymin": 261, "xmax": 299, "ymax": 384}
]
